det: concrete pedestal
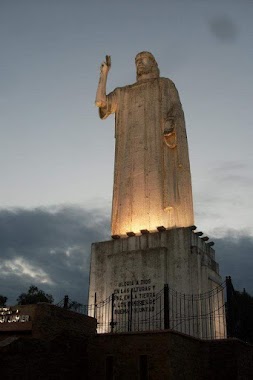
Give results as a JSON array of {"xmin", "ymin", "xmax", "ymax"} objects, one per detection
[{"xmin": 88, "ymin": 227, "xmax": 226, "ymax": 338}]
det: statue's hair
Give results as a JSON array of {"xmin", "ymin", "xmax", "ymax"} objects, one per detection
[{"xmin": 135, "ymin": 51, "xmax": 160, "ymax": 79}]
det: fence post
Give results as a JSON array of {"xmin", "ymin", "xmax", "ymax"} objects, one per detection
[
  {"xmin": 226, "ymin": 276, "xmax": 234, "ymax": 338},
  {"xmin": 128, "ymin": 289, "xmax": 133, "ymax": 332},
  {"xmin": 110, "ymin": 293, "xmax": 115, "ymax": 333},
  {"xmin": 164, "ymin": 284, "xmax": 170, "ymax": 329},
  {"xmin": 63, "ymin": 295, "xmax": 69, "ymax": 309}
]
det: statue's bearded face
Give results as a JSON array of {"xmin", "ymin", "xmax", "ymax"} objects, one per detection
[{"xmin": 136, "ymin": 56, "xmax": 154, "ymax": 76}]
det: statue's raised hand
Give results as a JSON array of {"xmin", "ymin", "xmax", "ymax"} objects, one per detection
[
  {"xmin": 95, "ymin": 56, "xmax": 111, "ymax": 107},
  {"xmin": 100, "ymin": 55, "xmax": 111, "ymax": 75}
]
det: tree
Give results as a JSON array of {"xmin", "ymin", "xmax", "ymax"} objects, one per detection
[
  {"xmin": 17, "ymin": 285, "xmax": 54, "ymax": 305},
  {"xmin": 0, "ymin": 295, "xmax": 7, "ymax": 307},
  {"xmin": 234, "ymin": 290, "xmax": 253, "ymax": 344},
  {"xmin": 227, "ymin": 288, "xmax": 253, "ymax": 344}
]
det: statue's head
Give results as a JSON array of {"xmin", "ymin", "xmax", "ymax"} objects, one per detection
[{"xmin": 135, "ymin": 51, "xmax": 160, "ymax": 81}]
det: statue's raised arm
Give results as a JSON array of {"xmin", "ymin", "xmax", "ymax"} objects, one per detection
[
  {"xmin": 95, "ymin": 51, "xmax": 194, "ymax": 236},
  {"xmin": 95, "ymin": 55, "xmax": 111, "ymax": 108}
]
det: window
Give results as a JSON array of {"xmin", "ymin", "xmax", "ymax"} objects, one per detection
[
  {"xmin": 139, "ymin": 355, "xmax": 148, "ymax": 380},
  {"xmin": 106, "ymin": 355, "xmax": 114, "ymax": 380}
]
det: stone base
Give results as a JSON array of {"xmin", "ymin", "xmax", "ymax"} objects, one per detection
[{"xmin": 88, "ymin": 227, "xmax": 226, "ymax": 337}]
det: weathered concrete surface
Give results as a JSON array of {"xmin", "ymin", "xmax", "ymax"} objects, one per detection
[
  {"xmin": 1, "ymin": 330, "xmax": 253, "ymax": 379},
  {"xmin": 96, "ymin": 52, "xmax": 194, "ymax": 235},
  {"xmin": 87, "ymin": 331, "xmax": 253, "ymax": 380},
  {"xmin": 0, "ymin": 303, "xmax": 96, "ymax": 342},
  {"xmin": 89, "ymin": 228, "xmax": 220, "ymax": 301},
  {"xmin": 88, "ymin": 227, "xmax": 226, "ymax": 337}
]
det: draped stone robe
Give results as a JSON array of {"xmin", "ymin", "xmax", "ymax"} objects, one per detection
[{"xmin": 100, "ymin": 77, "xmax": 194, "ymax": 236}]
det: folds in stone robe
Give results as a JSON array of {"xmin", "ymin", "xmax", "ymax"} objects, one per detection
[{"xmin": 99, "ymin": 77, "xmax": 194, "ymax": 236}]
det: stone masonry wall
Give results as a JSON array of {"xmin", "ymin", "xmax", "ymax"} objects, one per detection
[
  {"xmin": 0, "ymin": 327, "xmax": 252, "ymax": 379},
  {"xmin": 0, "ymin": 303, "xmax": 96, "ymax": 342}
]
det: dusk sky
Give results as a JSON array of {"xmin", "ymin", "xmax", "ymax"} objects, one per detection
[{"xmin": 0, "ymin": 0, "xmax": 252, "ymax": 304}]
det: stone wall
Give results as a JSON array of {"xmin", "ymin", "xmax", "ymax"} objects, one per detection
[
  {"xmin": 88, "ymin": 330, "xmax": 205, "ymax": 379},
  {"xmin": 31, "ymin": 303, "xmax": 96, "ymax": 340},
  {"xmin": 0, "ymin": 335, "xmax": 90, "ymax": 379},
  {"xmin": 1, "ymin": 328, "xmax": 252, "ymax": 379},
  {"xmin": 88, "ymin": 331, "xmax": 253, "ymax": 380},
  {"xmin": 0, "ymin": 303, "xmax": 96, "ymax": 342},
  {"xmin": 89, "ymin": 228, "xmax": 222, "ymax": 305},
  {"xmin": 89, "ymin": 227, "xmax": 226, "ymax": 338}
]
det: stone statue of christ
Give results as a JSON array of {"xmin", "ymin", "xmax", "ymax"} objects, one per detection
[{"xmin": 95, "ymin": 52, "xmax": 194, "ymax": 236}]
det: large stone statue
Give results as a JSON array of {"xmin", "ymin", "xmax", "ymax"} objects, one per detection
[{"xmin": 95, "ymin": 52, "xmax": 194, "ymax": 236}]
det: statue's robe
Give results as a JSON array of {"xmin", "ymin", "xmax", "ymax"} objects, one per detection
[{"xmin": 100, "ymin": 77, "xmax": 194, "ymax": 236}]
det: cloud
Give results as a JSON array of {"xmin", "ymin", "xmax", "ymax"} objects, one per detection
[
  {"xmin": 0, "ymin": 206, "xmax": 252, "ymax": 307},
  {"xmin": 0, "ymin": 257, "xmax": 53, "ymax": 284},
  {"xmin": 212, "ymin": 162, "xmax": 247, "ymax": 172},
  {"xmin": 209, "ymin": 161, "xmax": 253, "ymax": 187},
  {"xmin": 211, "ymin": 229, "xmax": 253, "ymax": 295},
  {"xmin": 193, "ymin": 159, "xmax": 253, "ymax": 234},
  {"xmin": 209, "ymin": 15, "xmax": 238, "ymax": 43},
  {"xmin": 0, "ymin": 205, "xmax": 110, "ymax": 305}
]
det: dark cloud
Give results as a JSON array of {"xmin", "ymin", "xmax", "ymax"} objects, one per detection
[
  {"xmin": 211, "ymin": 230, "xmax": 253, "ymax": 295},
  {"xmin": 0, "ymin": 206, "xmax": 252, "ymax": 307},
  {"xmin": 209, "ymin": 15, "xmax": 238, "ymax": 43},
  {"xmin": 0, "ymin": 206, "xmax": 110, "ymax": 305}
]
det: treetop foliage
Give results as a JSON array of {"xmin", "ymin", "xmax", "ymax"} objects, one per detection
[
  {"xmin": 0, "ymin": 295, "xmax": 7, "ymax": 307},
  {"xmin": 16, "ymin": 285, "xmax": 54, "ymax": 305}
]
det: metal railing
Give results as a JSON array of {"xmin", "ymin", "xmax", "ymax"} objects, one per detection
[{"xmin": 57, "ymin": 282, "xmax": 227, "ymax": 340}]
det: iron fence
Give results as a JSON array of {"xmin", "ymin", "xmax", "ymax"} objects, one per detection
[{"xmin": 57, "ymin": 282, "xmax": 227, "ymax": 340}]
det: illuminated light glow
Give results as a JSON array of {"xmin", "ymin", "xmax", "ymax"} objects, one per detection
[
  {"xmin": 99, "ymin": 67, "xmax": 194, "ymax": 236},
  {"xmin": 0, "ymin": 307, "xmax": 30, "ymax": 324},
  {"xmin": 114, "ymin": 206, "xmax": 194, "ymax": 237}
]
